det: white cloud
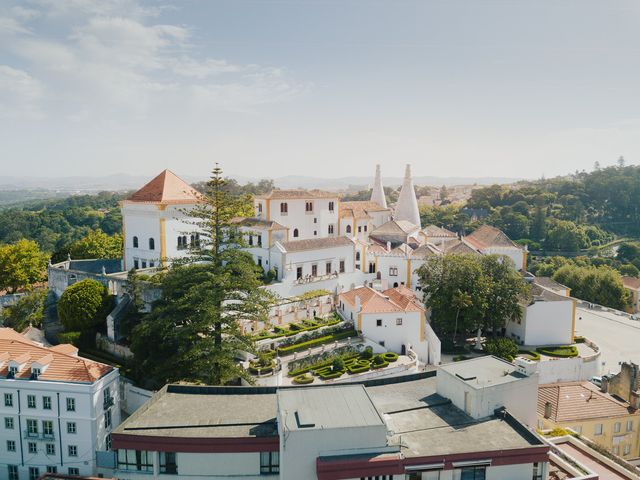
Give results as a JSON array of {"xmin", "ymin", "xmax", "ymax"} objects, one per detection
[
  {"xmin": 0, "ymin": 65, "xmax": 44, "ymax": 119},
  {"xmin": 0, "ymin": 0, "xmax": 306, "ymax": 121}
]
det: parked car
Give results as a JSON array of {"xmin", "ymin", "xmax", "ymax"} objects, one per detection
[{"xmin": 590, "ymin": 376, "xmax": 602, "ymax": 388}]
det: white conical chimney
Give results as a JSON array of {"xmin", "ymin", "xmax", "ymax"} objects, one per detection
[
  {"xmin": 395, "ymin": 164, "xmax": 421, "ymax": 227},
  {"xmin": 370, "ymin": 164, "xmax": 387, "ymax": 208}
]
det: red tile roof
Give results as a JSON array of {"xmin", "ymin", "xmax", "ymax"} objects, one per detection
[
  {"xmin": 538, "ymin": 382, "xmax": 635, "ymax": 423},
  {"xmin": 340, "ymin": 286, "xmax": 423, "ymax": 314},
  {"xmin": 0, "ymin": 328, "xmax": 113, "ymax": 383},
  {"xmin": 465, "ymin": 225, "xmax": 521, "ymax": 250},
  {"xmin": 256, "ymin": 189, "xmax": 338, "ymax": 200},
  {"xmin": 127, "ymin": 170, "xmax": 201, "ymax": 204},
  {"xmin": 340, "ymin": 201, "xmax": 390, "ymax": 219}
]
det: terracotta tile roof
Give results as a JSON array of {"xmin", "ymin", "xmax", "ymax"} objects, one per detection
[
  {"xmin": 0, "ymin": 328, "xmax": 113, "ymax": 383},
  {"xmin": 50, "ymin": 344, "xmax": 79, "ymax": 356},
  {"xmin": 279, "ymin": 236, "xmax": 354, "ymax": 252},
  {"xmin": 127, "ymin": 169, "xmax": 202, "ymax": 204},
  {"xmin": 423, "ymin": 225, "xmax": 457, "ymax": 238},
  {"xmin": 465, "ymin": 225, "xmax": 521, "ymax": 250},
  {"xmin": 622, "ymin": 276, "xmax": 640, "ymax": 290},
  {"xmin": 370, "ymin": 220, "xmax": 420, "ymax": 237},
  {"xmin": 339, "ymin": 201, "xmax": 390, "ymax": 219},
  {"xmin": 443, "ymin": 239, "xmax": 481, "ymax": 255},
  {"xmin": 367, "ymin": 243, "xmax": 389, "ymax": 255},
  {"xmin": 256, "ymin": 189, "xmax": 338, "ymax": 200},
  {"xmin": 538, "ymin": 382, "xmax": 635, "ymax": 423},
  {"xmin": 410, "ymin": 243, "xmax": 441, "ymax": 259},
  {"xmin": 340, "ymin": 286, "xmax": 423, "ymax": 314}
]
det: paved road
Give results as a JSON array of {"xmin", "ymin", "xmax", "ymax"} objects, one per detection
[{"xmin": 574, "ymin": 306, "xmax": 640, "ymax": 375}]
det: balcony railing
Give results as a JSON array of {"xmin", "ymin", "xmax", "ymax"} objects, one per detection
[{"xmin": 23, "ymin": 430, "xmax": 55, "ymax": 441}]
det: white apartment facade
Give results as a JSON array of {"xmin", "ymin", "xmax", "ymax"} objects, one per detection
[{"xmin": 0, "ymin": 329, "xmax": 119, "ymax": 480}]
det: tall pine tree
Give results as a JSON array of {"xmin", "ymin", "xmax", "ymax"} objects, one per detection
[{"xmin": 131, "ymin": 165, "xmax": 273, "ymax": 387}]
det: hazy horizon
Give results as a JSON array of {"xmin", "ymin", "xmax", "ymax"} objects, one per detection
[{"xmin": 2, "ymin": 0, "xmax": 640, "ymax": 179}]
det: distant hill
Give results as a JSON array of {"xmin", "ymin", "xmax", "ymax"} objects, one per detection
[{"xmin": 0, "ymin": 173, "xmax": 520, "ymax": 195}]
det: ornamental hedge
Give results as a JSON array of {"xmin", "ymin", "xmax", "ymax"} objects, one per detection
[
  {"xmin": 277, "ymin": 329, "xmax": 357, "ymax": 355},
  {"xmin": 292, "ymin": 374, "xmax": 314, "ymax": 385},
  {"xmin": 536, "ymin": 345, "xmax": 579, "ymax": 358}
]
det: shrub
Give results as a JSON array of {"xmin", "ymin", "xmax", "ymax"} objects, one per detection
[
  {"xmin": 57, "ymin": 279, "xmax": 112, "ymax": 331},
  {"xmin": 371, "ymin": 360, "xmax": 389, "ymax": 369},
  {"xmin": 536, "ymin": 345, "xmax": 579, "ymax": 358},
  {"xmin": 361, "ymin": 346, "xmax": 374, "ymax": 360},
  {"xmin": 318, "ymin": 370, "xmax": 344, "ymax": 380},
  {"xmin": 573, "ymin": 336, "xmax": 586, "ymax": 344},
  {"xmin": 483, "ymin": 337, "xmax": 519, "ymax": 361},
  {"xmin": 292, "ymin": 374, "xmax": 314, "ymax": 385},
  {"xmin": 382, "ymin": 352, "xmax": 399, "ymax": 362},
  {"xmin": 57, "ymin": 331, "xmax": 81, "ymax": 346},
  {"xmin": 277, "ymin": 329, "xmax": 357, "ymax": 355},
  {"xmin": 518, "ymin": 350, "xmax": 541, "ymax": 361},
  {"xmin": 372, "ymin": 354, "xmax": 386, "ymax": 365},
  {"xmin": 332, "ymin": 357, "xmax": 345, "ymax": 371}
]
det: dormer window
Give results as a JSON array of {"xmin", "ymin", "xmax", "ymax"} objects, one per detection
[
  {"xmin": 31, "ymin": 367, "xmax": 41, "ymax": 379},
  {"xmin": 8, "ymin": 366, "xmax": 17, "ymax": 377}
]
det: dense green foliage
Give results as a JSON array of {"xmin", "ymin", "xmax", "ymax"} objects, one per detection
[
  {"xmin": 0, "ymin": 289, "xmax": 46, "ymax": 331},
  {"xmin": 0, "ymin": 192, "xmax": 124, "ymax": 253},
  {"xmin": 57, "ymin": 279, "xmax": 112, "ymax": 331},
  {"xmin": 421, "ymin": 164, "xmax": 640, "ymax": 252},
  {"xmin": 483, "ymin": 337, "xmax": 519, "ymax": 361},
  {"xmin": 0, "ymin": 239, "xmax": 49, "ymax": 293},
  {"xmin": 131, "ymin": 166, "xmax": 274, "ymax": 388},
  {"xmin": 536, "ymin": 345, "xmax": 579, "ymax": 358},
  {"xmin": 417, "ymin": 254, "xmax": 529, "ymax": 341},
  {"xmin": 65, "ymin": 229, "xmax": 123, "ymax": 260},
  {"xmin": 553, "ymin": 264, "xmax": 629, "ymax": 309}
]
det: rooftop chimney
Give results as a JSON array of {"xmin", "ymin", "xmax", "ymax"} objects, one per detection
[
  {"xmin": 395, "ymin": 164, "xmax": 421, "ymax": 227},
  {"xmin": 370, "ymin": 164, "xmax": 387, "ymax": 209}
]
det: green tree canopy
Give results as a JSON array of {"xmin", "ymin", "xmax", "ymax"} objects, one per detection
[
  {"xmin": 66, "ymin": 229, "xmax": 123, "ymax": 260},
  {"xmin": 0, "ymin": 239, "xmax": 49, "ymax": 293},
  {"xmin": 1, "ymin": 289, "xmax": 46, "ymax": 332},
  {"xmin": 484, "ymin": 337, "xmax": 519, "ymax": 361},
  {"xmin": 57, "ymin": 279, "xmax": 112, "ymax": 331},
  {"xmin": 417, "ymin": 254, "xmax": 529, "ymax": 340},
  {"xmin": 131, "ymin": 165, "xmax": 274, "ymax": 388},
  {"xmin": 553, "ymin": 264, "xmax": 629, "ymax": 309}
]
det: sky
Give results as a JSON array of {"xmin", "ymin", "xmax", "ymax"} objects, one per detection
[{"xmin": 1, "ymin": 0, "xmax": 640, "ymax": 181}]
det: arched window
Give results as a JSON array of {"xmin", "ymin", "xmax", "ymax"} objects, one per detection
[
  {"xmin": 346, "ymin": 225, "xmax": 352, "ymax": 234},
  {"xmin": 293, "ymin": 228, "xmax": 299, "ymax": 238},
  {"xmin": 356, "ymin": 251, "xmax": 361, "ymax": 261},
  {"xmin": 149, "ymin": 238, "xmax": 155, "ymax": 250},
  {"xmin": 182, "ymin": 235, "xmax": 187, "ymax": 247},
  {"xmin": 194, "ymin": 233, "xmax": 200, "ymax": 247},
  {"xmin": 328, "ymin": 225, "xmax": 334, "ymax": 235},
  {"xmin": 177, "ymin": 236, "xmax": 183, "ymax": 248},
  {"xmin": 133, "ymin": 236, "xmax": 139, "ymax": 248}
]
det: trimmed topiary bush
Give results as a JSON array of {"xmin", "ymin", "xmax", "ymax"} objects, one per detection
[
  {"xmin": 292, "ymin": 374, "xmax": 314, "ymax": 385},
  {"xmin": 371, "ymin": 360, "xmax": 389, "ymax": 369},
  {"xmin": 382, "ymin": 352, "xmax": 399, "ymax": 362},
  {"xmin": 361, "ymin": 346, "xmax": 374, "ymax": 360},
  {"xmin": 536, "ymin": 345, "xmax": 579, "ymax": 358}
]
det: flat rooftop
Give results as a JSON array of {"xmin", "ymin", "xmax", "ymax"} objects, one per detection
[
  {"xmin": 112, "ymin": 384, "xmax": 278, "ymax": 438},
  {"xmin": 367, "ymin": 378, "xmax": 544, "ymax": 458},
  {"xmin": 438, "ymin": 355, "xmax": 527, "ymax": 389},
  {"xmin": 278, "ymin": 384, "xmax": 385, "ymax": 432},
  {"xmin": 114, "ymin": 374, "xmax": 544, "ymax": 459}
]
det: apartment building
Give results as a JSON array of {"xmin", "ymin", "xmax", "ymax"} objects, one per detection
[{"xmin": 0, "ymin": 328, "xmax": 119, "ymax": 479}]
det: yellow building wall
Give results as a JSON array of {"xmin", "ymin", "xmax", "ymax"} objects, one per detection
[{"xmin": 539, "ymin": 414, "xmax": 640, "ymax": 459}]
